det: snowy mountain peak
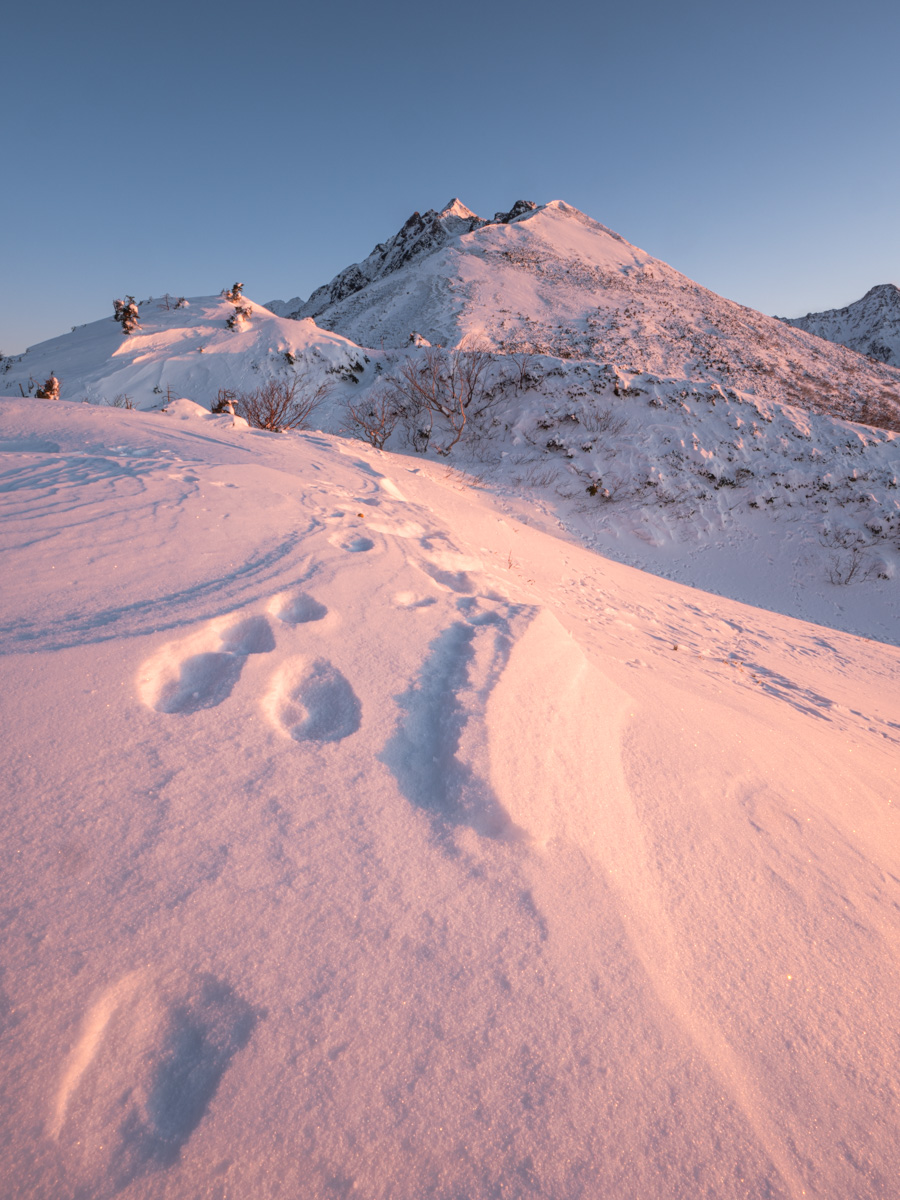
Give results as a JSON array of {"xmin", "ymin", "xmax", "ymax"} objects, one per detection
[
  {"xmin": 267, "ymin": 199, "xmax": 540, "ymax": 322},
  {"xmin": 441, "ymin": 197, "xmax": 478, "ymax": 221},
  {"xmin": 862, "ymin": 282, "xmax": 900, "ymax": 303},
  {"xmin": 781, "ymin": 281, "xmax": 900, "ymax": 365},
  {"xmin": 264, "ymin": 199, "xmax": 899, "ymax": 431}
]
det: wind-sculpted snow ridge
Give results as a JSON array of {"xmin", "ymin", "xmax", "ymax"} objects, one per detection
[
  {"xmin": 1, "ymin": 397, "xmax": 900, "ymax": 1199},
  {"xmin": 780, "ymin": 282, "xmax": 900, "ymax": 367}
]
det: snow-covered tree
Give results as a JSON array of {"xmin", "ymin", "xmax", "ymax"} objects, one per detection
[
  {"xmin": 224, "ymin": 282, "xmax": 244, "ymax": 303},
  {"xmin": 113, "ymin": 296, "xmax": 140, "ymax": 334}
]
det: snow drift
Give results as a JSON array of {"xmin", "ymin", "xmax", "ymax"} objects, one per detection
[{"xmin": 0, "ymin": 396, "xmax": 898, "ymax": 1199}]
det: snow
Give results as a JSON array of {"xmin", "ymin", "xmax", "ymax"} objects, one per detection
[
  {"xmin": 782, "ymin": 283, "xmax": 900, "ymax": 367},
  {"xmin": 264, "ymin": 200, "xmax": 900, "ymax": 430},
  {"xmin": 0, "ymin": 294, "xmax": 364, "ymax": 411},
  {"xmin": 4, "ymin": 279, "xmax": 900, "ymax": 645},
  {"xmin": 1, "ymin": 395, "xmax": 899, "ymax": 1199}
]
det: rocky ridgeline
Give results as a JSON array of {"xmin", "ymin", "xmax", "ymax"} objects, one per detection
[{"xmin": 268, "ymin": 200, "xmax": 537, "ymax": 321}]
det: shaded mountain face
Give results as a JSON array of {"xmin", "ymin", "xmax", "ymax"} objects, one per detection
[
  {"xmin": 780, "ymin": 283, "xmax": 900, "ymax": 367},
  {"xmin": 268, "ymin": 199, "xmax": 900, "ymax": 426},
  {"xmin": 268, "ymin": 199, "xmax": 538, "ymax": 322}
]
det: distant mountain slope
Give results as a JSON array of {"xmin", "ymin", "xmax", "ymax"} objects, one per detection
[
  {"xmin": 269, "ymin": 199, "xmax": 900, "ymax": 427},
  {"xmin": 780, "ymin": 283, "xmax": 900, "ymax": 367}
]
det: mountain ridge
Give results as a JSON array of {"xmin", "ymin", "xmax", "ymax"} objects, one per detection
[
  {"xmin": 780, "ymin": 282, "xmax": 900, "ymax": 367},
  {"xmin": 267, "ymin": 198, "xmax": 539, "ymax": 322},
  {"xmin": 267, "ymin": 198, "xmax": 900, "ymax": 428}
]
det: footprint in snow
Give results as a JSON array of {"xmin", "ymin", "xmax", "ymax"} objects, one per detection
[
  {"xmin": 263, "ymin": 657, "xmax": 361, "ymax": 743},
  {"xmin": 393, "ymin": 591, "xmax": 437, "ymax": 610},
  {"xmin": 414, "ymin": 543, "xmax": 485, "ymax": 594},
  {"xmin": 269, "ymin": 590, "xmax": 328, "ymax": 625},
  {"xmin": 138, "ymin": 613, "xmax": 275, "ymax": 714},
  {"xmin": 51, "ymin": 968, "xmax": 257, "ymax": 1193},
  {"xmin": 219, "ymin": 614, "xmax": 276, "ymax": 655}
]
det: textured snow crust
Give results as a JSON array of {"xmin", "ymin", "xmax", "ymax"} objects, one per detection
[{"xmin": 1, "ymin": 397, "xmax": 898, "ymax": 1200}]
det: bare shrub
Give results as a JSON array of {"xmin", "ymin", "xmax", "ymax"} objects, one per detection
[
  {"xmin": 345, "ymin": 389, "xmax": 401, "ymax": 449},
  {"xmin": 860, "ymin": 394, "xmax": 900, "ymax": 434},
  {"xmin": 580, "ymin": 405, "xmax": 628, "ymax": 436},
  {"xmin": 510, "ymin": 350, "xmax": 536, "ymax": 393},
  {"xmin": 387, "ymin": 342, "xmax": 495, "ymax": 455},
  {"xmin": 441, "ymin": 463, "xmax": 487, "ymax": 490},
  {"xmin": 819, "ymin": 528, "xmax": 878, "ymax": 585},
  {"xmin": 825, "ymin": 547, "xmax": 876, "ymax": 585},
  {"xmin": 236, "ymin": 378, "xmax": 328, "ymax": 432},
  {"xmin": 107, "ymin": 393, "xmax": 133, "ymax": 409},
  {"xmin": 521, "ymin": 463, "xmax": 558, "ymax": 488}
]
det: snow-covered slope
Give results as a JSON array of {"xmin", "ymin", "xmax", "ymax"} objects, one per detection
[
  {"xmin": 1, "ymin": 396, "xmax": 899, "ymax": 1200},
  {"xmin": 0, "ymin": 294, "xmax": 370, "ymax": 413},
  {"xmin": 3, "ymin": 284, "xmax": 900, "ymax": 642},
  {"xmin": 781, "ymin": 282, "xmax": 900, "ymax": 367},
  {"xmin": 485, "ymin": 360, "xmax": 900, "ymax": 645},
  {"xmin": 269, "ymin": 199, "xmax": 900, "ymax": 427}
]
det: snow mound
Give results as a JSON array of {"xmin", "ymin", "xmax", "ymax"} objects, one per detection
[{"xmin": 0, "ymin": 294, "xmax": 369, "ymax": 414}]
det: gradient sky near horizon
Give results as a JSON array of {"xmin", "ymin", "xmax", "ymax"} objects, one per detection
[{"xmin": 2, "ymin": 0, "xmax": 898, "ymax": 354}]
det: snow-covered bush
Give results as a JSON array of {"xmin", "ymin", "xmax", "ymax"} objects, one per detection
[
  {"xmin": 35, "ymin": 373, "xmax": 60, "ymax": 399},
  {"xmin": 235, "ymin": 378, "xmax": 328, "ymax": 432},
  {"xmin": 226, "ymin": 304, "xmax": 253, "ymax": 331},
  {"xmin": 224, "ymin": 282, "xmax": 244, "ymax": 303},
  {"xmin": 211, "ymin": 388, "xmax": 237, "ymax": 414}
]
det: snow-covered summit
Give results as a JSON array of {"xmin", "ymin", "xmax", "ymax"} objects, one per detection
[
  {"xmin": 267, "ymin": 198, "xmax": 539, "ymax": 323},
  {"xmin": 780, "ymin": 282, "xmax": 900, "ymax": 366},
  {"xmin": 268, "ymin": 199, "xmax": 900, "ymax": 426}
]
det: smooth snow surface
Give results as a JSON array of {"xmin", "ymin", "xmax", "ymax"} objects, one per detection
[{"xmin": 1, "ymin": 397, "xmax": 898, "ymax": 1199}]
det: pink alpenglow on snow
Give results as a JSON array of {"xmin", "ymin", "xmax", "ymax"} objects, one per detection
[{"xmin": 1, "ymin": 393, "xmax": 898, "ymax": 1199}]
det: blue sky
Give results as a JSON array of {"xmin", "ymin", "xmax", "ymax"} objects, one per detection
[{"xmin": 2, "ymin": 0, "xmax": 898, "ymax": 354}]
